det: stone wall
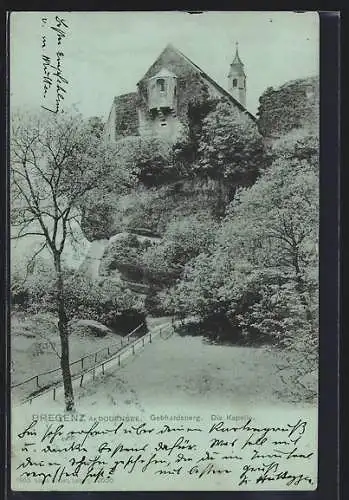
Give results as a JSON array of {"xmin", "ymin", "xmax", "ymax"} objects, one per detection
[
  {"xmin": 113, "ymin": 92, "xmax": 139, "ymax": 139},
  {"xmin": 257, "ymin": 76, "xmax": 319, "ymax": 138},
  {"xmin": 104, "ymin": 101, "xmax": 116, "ymax": 144},
  {"xmin": 137, "ymin": 108, "xmax": 185, "ymax": 142}
]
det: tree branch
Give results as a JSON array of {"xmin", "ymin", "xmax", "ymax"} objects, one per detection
[
  {"xmin": 35, "ymin": 330, "xmax": 61, "ymax": 360},
  {"xmin": 11, "ymin": 240, "xmax": 48, "ymax": 292},
  {"xmin": 11, "ymin": 231, "xmax": 46, "ymax": 240}
]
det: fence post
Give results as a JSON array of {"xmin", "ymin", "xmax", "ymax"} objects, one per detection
[
  {"xmin": 107, "ymin": 347, "xmax": 110, "ymax": 356},
  {"xmin": 80, "ymin": 374, "xmax": 84, "ymax": 387},
  {"xmin": 94, "ymin": 353, "xmax": 98, "ymax": 363},
  {"xmin": 142, "ymin": 337, "xmax": 145, "ymax": 347},
  {"xmin": 53, "ymin": 388, "xmax": 56, "ymax": 401},
  {"xmin": 132, "ymin": 344, "xmax": 135, "ymax": 355},
  {"xmin": 121, "ymin": 337, "xmax": 123, "ymax": 346},
  {"xmin": 93, "ymin": 368, "xmax": 96, "ymax": 380},
  {"xmin": 81, "ymin": 357, "xmax": 84, "ymax": 370},
  {"xmin": 36, "ymin": 375, "xmax": 39, "ymax": 388},
  {"xmin": 118, "ymin": 355, "xmax": 121, "ymax": 366},
  {"xmin": 149, "ymin": 332, "xmax": 152, "ymax": 343}
]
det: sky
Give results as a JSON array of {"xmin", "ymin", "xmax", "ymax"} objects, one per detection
[{"xmin": 10, "ymin": 11, "xmax": 319, "ymax": 118}]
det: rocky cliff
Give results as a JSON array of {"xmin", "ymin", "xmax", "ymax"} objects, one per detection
[
  {"xmin": 81, "ymin": 177, "xmax": 227, "ymax": 242},
  {"xmin": 80, "ymin": 177, "xmax": 228, "ymax": 290}
]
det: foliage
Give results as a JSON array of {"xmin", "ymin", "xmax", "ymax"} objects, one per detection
[
  {"xmin": 11, "ymin": 259, "xmax": 69, "ymax": 313},
  {"xmin": 195, "ymin": 100, "xmax": 269, "ymax": 185},
  {"xmin": 172, "ymin": 97, "xmax": 219, "ymax": 171},
  {"xmin": 141, "ymin": 215, "xmax": 217, "ymax": 286},
  {"xmin": 11, "ymin": 258, "xmax": 54, "ymax": 310},
  {"xmin": 161, "ymin": 251, "xmax": 231, "ymax": 319},
  {"xmin": 12, "ymin": 258, "xmax": 144, "ymax": 329},
  {"xmin": 270, "ymin": 128, "xmax": 319, "ymax": 168},
  {"xmin": 112, "ymin": 136, "xmax": 177, "ymax": 187},
  {"xmin": 86, "ymin": 116, "xmax": 105, "ymax": 139},
  {"xmin": 63, "ymin": 273, "xmax": 144, "ymax": 327},
  {"xmin": 163, "ymin": 129, "xmax": 319, "ymax": 349},
  {"xmin": 80, "ymin": 198, "xmax": 121, "ymax": 241}
]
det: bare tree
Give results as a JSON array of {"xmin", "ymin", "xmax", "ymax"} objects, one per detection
[{"xmin": 10, "ymin": 109, "xmax": 122, "ymax": 411}]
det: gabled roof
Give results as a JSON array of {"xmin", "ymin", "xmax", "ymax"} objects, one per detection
[
  {"xmin": 175, "ymin": 45, "xmax": 255, "ymax": 121},
  {"xmin": 113, "ymin": 92, "xmax": 137, "ymax": 105},
  {"xmin": 138, "ymin": 43, "xmax": 256, "ymax": 121}
]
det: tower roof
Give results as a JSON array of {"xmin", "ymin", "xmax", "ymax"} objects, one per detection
[{"xmin": 232, "ymin": 42, "xmax": 244, "ymax": 66}]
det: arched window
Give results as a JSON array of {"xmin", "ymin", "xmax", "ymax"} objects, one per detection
[
  {"xmin": 233, "ymin": 78, "xmax": 238, "ymax": 88},
  {"xmin": 157, "ymin": 78, "xmax": 165, "ymax": 92}
]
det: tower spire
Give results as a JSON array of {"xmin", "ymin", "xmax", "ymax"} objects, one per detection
[
  {"xmin": 232, "ymin": 41, "xmax": 243, "ymax": 65},
  {"xmin": 228, "ymin": 41, "xmax": 247, "ymax": 107}
]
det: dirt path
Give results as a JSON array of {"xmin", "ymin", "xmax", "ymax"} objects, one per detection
[{"xmin": 75, "ymin": 331, "xmax": 306, "ymax": 413}]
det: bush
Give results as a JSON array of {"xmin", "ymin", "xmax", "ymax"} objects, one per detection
[
  {"xmin": 196, "ymin": 100, "xmax": 269, "ymax": 185},
  {"xmin": 144, "ymin": 289, "xmax": 168, "ymax": 317},
  {"xmin": 63, "ymin": 273, "xmax": 144, "ymax": 328},
  {"xmin": 113, "ymin": 136, "xmax": 176, "ymax": 187},
  {"xmin": 17, "ymin": 262, "xmax": 61, "ymax": 313},
  {"xmin": 141, "ymin": 215, "xmax": 217, "ymax": 286},
  {"xmin": 14, "ymin": 262, "xmax": 146, "ymax": 333}
]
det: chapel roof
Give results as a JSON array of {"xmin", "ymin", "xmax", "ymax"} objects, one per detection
[{"xmin": 136, "ymin": 43, "xmax": 255, "ymax": 121}]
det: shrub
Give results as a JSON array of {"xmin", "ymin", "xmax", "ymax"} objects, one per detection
[
  {"xmin": 113, "ymin": 136, "xmax": 176, "ymax": 187},
  {"xmin": 141, "ymin": 215, "xmax": 217, "ymax": 286},
  {"xmin": 63, "ymin": 273, "xmax": 144, "ymax": 328}
]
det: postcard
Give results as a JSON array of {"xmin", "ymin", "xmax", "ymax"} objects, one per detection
[{"xmin": 10, "ymin": 11, "xmax": 320, "ymax": 491}]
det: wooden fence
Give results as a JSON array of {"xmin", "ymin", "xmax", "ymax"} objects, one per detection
[
  {"xmin": 13, "ymin": 322, "xmax": 173, "ymax": 405},
  {"xmin": 11, "ymin": 323, "xmax": 145, "ymax": 398}
]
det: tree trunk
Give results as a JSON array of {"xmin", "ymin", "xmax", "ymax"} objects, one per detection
[
  {"xmin": 292, "ymin": 246, "xmax": 313, "ymax": 326},
  {"xmin": 54, "ymin": 253, "xmax": 74, "ymax": 411}
]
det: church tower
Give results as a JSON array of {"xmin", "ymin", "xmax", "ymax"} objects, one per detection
[{"xmin": 228, "ymin": 42, "xmax": 246, "ymax": 107}]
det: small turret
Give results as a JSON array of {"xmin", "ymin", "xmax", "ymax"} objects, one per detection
[
  {"xmin": 228, "ymin": 42, "xmax": 247, "ymax": 107},
  {"xmin": 147, "ymin": 68, "xmax": 178, "ymax": 112}
]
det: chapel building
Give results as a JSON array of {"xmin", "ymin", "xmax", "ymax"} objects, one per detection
[{"xmin": 103, "ymin": 43, "xmax": 255, "ymax": 144}]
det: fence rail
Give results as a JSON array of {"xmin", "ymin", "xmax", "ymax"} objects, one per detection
[
  {"xmin": 11, "ymin": 323, "xmax": 145, "ymax": 391},
  {"xmin": 13, "ymin": 321, "xmax": 173, "ymax": 405}
]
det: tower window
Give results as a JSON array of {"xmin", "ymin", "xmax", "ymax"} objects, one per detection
[
  {"xmin": 157, "ymin": 78, "xmax": 165, "ymax": 92},
  {"xmin": 233, "ymin": 78, "xmax": 238, "ymax": 88}
]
